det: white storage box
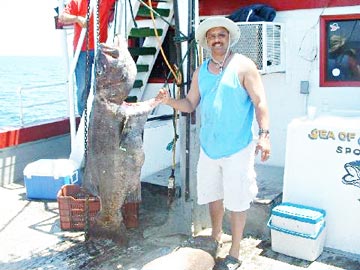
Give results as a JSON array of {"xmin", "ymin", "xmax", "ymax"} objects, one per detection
[
  {"xmin": 24, "ymin": 159, "xmax": 79, "ymax": 200},
  {"xmin": 267, "ymin": 202, "xmax": 326, "ymax": 261}
]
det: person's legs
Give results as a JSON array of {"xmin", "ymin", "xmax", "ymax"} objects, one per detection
[
  {"xmin": 197, "ymin": 149, "xmax": 224, "ymax": 243},
  {"xmin": 209, "ymin": 199, "xmax": 224, "ymax": 242},
  {"xmin": 74, "ymin": 50, "xmax": 94, "ymax": 116},
  {"xmin": 229, "ymin": 210, "xmax": 247, "ymax": 258},
  {"xmin": 213, "ymin": 211, "xmax": 245, "ymax": 269},
  {"xmin": 221, "ymin": 142, "xmax": 257, "ymax": 260}
]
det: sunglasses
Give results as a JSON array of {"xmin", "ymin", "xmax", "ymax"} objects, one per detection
[{"xmin": 206, "ymin": 31, "xmax": 229, "ymax": 41}]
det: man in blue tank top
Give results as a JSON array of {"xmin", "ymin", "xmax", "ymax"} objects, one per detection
[{"xmin": 156, "ymin": 17, "xmax": 271, "ymax": 270}]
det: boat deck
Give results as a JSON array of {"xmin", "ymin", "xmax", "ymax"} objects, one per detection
[{"xmin": 1, "ymin": 165, "xmax": 360, "ymax": 270}]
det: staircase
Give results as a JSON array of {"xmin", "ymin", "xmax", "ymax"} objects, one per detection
[{"xmin": 126, "ymin": 0, "xmax": 174, "ymax": 101}]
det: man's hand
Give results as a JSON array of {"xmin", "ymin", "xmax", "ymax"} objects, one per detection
[
  {"xmin": 155, "ymin": 87, "xmax": 171, "ymax": 104},
  {"xmin": 255, "ymin": 135, "xmax": 271, "ymax": 162},
  {"xmin": 76, "ymin": 16, "xmax": 87, "ymax": 28}
]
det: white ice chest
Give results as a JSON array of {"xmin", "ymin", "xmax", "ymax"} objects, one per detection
[
  {"xmin": 23, "ymin": 159, "xmax": 79, "ymax": 200},
  {"xmin": 267, "ymin": 202, "xmax": 326, "ymax": 261}
]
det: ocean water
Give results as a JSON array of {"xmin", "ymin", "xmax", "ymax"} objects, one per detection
[{"xmin": 0, "ymin": 56, "xmax": 71, "ymax": 128}]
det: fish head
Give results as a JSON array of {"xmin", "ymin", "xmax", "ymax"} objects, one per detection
[{"xmin": 96, "ymin": 39, "xmax": 137, "ymax": 104}]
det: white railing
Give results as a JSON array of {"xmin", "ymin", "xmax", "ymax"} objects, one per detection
[{"xmin": 16, "ymin": 82, "xmax": 68, "ymax": 127}]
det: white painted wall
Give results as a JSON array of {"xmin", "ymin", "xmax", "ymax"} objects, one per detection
[
  {"xmin": 145, "ymin": 6, "xmax": 360, "ymax": 170},
  {"xmin": 141, "ymin": 83, "xmax": 180, "ymax": 180},
  {"xmin": 261, "ymin": 6, "xmax": 360, "ymax": 167},
  {"xmin": 283, "ymin": 116, "xmax": 360, "ymax": 254}
]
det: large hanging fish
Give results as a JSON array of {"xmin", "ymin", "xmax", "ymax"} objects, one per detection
[{"xmin": 83, "ymin": 37, "xmax": 160, "ymax": 243}]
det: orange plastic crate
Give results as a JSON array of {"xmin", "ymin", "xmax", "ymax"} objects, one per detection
[
  {"xmin": 57, "ymin": 184, "xmax": 100, "ymax": 231},
  {"xmin": 122, "ymin": 201, "xmax": 139, "ymax": 229},
  {"xmin": 57, "ymin": 184, "xmax": 140, "ymax": 230}
]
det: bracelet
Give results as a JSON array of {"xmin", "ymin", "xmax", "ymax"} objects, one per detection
[{"xmin": 258, "ymin": 128, "xmax": 270, "ymax": 136}]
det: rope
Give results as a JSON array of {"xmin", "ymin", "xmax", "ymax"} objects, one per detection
[
  {"xmin": 147, "ymin": 0, "xmax": 182, "ymax": 205},
  {"xmin": 138, "ymin": 0, "xmax": 186, "ymax": 37},
  {"xmin": 147, "ymin": 0, "xmax": 181, "ymax": 86}
]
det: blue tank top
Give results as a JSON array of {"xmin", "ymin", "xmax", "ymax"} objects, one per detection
[{"xmin": 198, "ymin": 54, "xmax": 254, "ymax": 159}]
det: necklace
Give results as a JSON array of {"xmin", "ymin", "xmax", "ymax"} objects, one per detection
[{"xmin": 210, "ymin": 51, "xmax": 232, "ymax": 73}]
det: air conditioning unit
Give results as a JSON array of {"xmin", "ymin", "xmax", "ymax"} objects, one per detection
[{"xmin": 233, "ymin": 22, "xmax": 285, "ymax": 74}]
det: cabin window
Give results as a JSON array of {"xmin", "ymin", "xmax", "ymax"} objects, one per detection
[{"xmin": 320, "ymin": 14, "xmax": 360, "ymax": 87}]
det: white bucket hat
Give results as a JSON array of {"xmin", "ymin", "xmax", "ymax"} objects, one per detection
[{"xmin": 195, "ymin": 17, "xmax": 240, "ymax": 49}]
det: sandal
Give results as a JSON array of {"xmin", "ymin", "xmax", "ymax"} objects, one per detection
[{"xmin": 213, "ymin": 255, "xmax": 242, "ymax": 270}]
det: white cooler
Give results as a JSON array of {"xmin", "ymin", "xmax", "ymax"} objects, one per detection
[
  {"xmin": 267, "ymin": 202, "xmax": 326, "ymax": 261},
  {"xmin": 24, "ymin": 159, "xmax": 79, "ymax": 200}
]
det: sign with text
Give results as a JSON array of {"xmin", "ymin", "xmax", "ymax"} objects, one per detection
[{"xmin": 283, "ymin": 117, "xmax": 360, "ymax": 254}]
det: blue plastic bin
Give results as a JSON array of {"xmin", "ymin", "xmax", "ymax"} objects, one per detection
[{"xmin": 24, "ymin": 159, "xmax": 79, "ymax": 200}]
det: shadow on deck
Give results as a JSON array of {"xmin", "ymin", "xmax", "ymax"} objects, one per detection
[{"xmin": 142, "ymin": 163, "xmax": 284, "ymax": 240}]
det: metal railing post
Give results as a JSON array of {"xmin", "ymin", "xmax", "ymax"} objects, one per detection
[{"xmin": 17, "ymin": 87, "xmax": 24, "ymax": 127}]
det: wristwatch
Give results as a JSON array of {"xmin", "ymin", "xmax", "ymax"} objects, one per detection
[{"xmin": 258, "ymin": 128, "xmax": 270, "ymax": 136}]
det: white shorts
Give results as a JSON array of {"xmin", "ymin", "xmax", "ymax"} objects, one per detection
[{"xmin": 197, "ymin": 141, "xmax": 258, "ymax": 212}]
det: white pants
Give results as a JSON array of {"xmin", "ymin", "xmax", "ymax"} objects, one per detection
[{"xmin": 197, "ymin": 141, "xmax": 258, "ymax": 212}]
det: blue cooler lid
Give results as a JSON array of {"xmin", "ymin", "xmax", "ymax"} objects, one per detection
[{"xmin": 271, "ymin": 202, "xmax": 326, "ymax": 224}]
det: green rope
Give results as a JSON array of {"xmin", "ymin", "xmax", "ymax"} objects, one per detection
[{"xmin": 164, "ymin": 39, "xmax": 198, "ymax": 87}]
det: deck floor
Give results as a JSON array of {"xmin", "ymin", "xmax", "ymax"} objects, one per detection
[{"xmin": 1, "ymin": 167, "xmax": 360, "ymax": 270}]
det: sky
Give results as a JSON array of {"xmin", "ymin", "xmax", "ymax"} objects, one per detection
[{"xmin": 0, "ymin": 0, "xmax": 65, "ymax": 56}]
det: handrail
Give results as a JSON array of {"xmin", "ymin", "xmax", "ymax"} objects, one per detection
[
  {"xmin": 25, "ymin": 99, "xmax": 67, "ymax": 109},
  {"xmin": 17, "ymin": 82, "xmax": 68, "ymax": 126},
  {"xmin": 18, "ymin": 82, "xmax": 66, "ymax": 90},
  {"xmin": 137, "ymin": 0, "xmax": 187, "ymax": 39},
  {"xmin": 68, "ymin": 0, "xmax": 96, "ymax": 152}
]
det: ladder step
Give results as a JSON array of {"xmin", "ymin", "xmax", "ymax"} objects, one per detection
[
  {"xmin": 133, "ymin": 80, "xmax": 143, "ymax": 88},
  {"xmin": 137, "ymin": 6, "xmax": 170, "ymax": 17},
  {"xmin": 137, "ymin": 64, "xmax": 149, "ymax": 72},
  {"xmin": 125, "ymin": 96, "xmax": 138, "ymax": 103},
  {"xmin": 129, "ymin": 27, "xmax": 163, "ymax": 38},
  {"xmin": 129, "ymin": 47, "xmax": 156, "ymax": 56}
]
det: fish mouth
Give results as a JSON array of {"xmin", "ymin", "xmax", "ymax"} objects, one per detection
[
  {"xmin": 96, "ymin": 43, "xmax": 120, "ymax": 76},
  {"xmin": 96, "ymin": 49, "xmax": 106, "ymax": 76},
  {"xmin": 100, "ymin": 43, "xmax": 120, "ymax": 59}
]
